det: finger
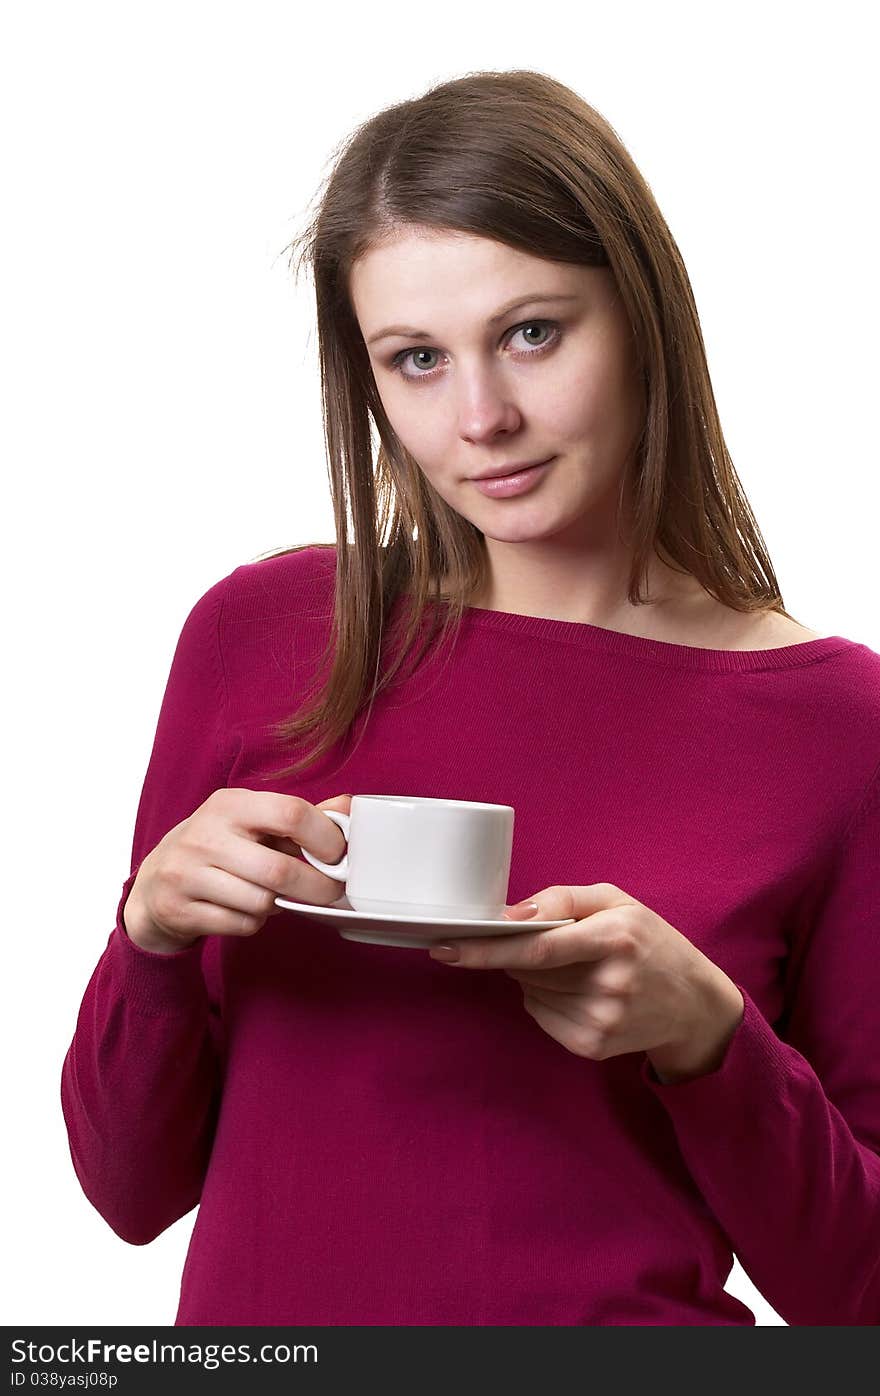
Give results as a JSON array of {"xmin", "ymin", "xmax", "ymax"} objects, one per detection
[
  {"xmin": 167, "ymin": 899, "xmax": 267, "ymax": 939},
  {"xmin": 520, "ymin": 983, "xmax": 588, "ymax": 1026},
  {"xmin": 317, "ymin": 794, "xmax": 355, "ymax": 811},
  {"xmin": 260, "ymin": 795, "xmax": 353, "ymax": 859},
  {"xmin": 262, "ymin": 798, "xmax": 354, "ymax": 859},
  {"xmin": 189, "ymin": 865, "xmax": 278, "ymax": 918},
  {"xmin": 207, "ymin": 831, "xmax": 345, "ymax": 905},
  {"xmin": 221, "ymin": 789, "xmax": 349, "ymax": 866},
  {"xmin": 193, "ymin": 860, "xmax": 354, "ymax": 918},
  {"xmin": 502, "ymin": 882, "xmax": 635, "ymax": 924},
  {"xmin": 504, "ymin": 967, "xmax": 591, "ymax": 993},
  {"xmin": 429, "ymin": 912, "xmax": 624, "ymax": 970},
  {"xmin": 520, "ymin": 989, "xmax": 598, "ymax": 1058}
]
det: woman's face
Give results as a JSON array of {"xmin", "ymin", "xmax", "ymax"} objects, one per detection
[{"xmin": 349, "ymin": 226, "xmax": 647, "ymax": 549}]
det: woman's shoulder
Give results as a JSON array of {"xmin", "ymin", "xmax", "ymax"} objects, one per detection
[
  {"xmin": 222, "ymin": 542, "xmax": 337, "ymax": 618},
  {"xmin": 239, "ymin": 541, "xmax": 337, "ymax": 581},
  {"xmin": 770, "ymin": 617, "xmax": 880, "ymax": 750}
]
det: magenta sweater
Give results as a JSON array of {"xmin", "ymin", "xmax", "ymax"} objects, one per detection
[{"xmin": 61, "ymin": 546, "xmax": 880, "ymax": 1325}]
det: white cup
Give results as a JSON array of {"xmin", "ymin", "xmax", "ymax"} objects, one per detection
[{"xmin": 300, "ymin": 795, "xmax": 515, "ymax": 918}]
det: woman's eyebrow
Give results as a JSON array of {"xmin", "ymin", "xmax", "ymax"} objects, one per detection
[{"xmin": 367, "ymin": 293, "xmax": 581, "ymax": 346}]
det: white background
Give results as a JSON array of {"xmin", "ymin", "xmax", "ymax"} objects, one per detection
[{"xmin": 3, "ymin": 0, "xmax": 877, "ymax": 1328}]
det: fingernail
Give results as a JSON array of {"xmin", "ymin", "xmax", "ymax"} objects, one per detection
[
  {"xmin": 502, "ymin": 901, "xmax": 539, "ymax": 920},
  {"xmin": 429, "ymin": 944, "xmax": 460, "ymax": 961}
]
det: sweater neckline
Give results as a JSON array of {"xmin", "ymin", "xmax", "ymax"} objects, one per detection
[{"xmin": 452, "ymin": 604, "xmax": 856, "ymax": 673}]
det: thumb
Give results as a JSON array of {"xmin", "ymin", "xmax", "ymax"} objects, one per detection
[
  {"xmin": 502, "ymin": 883, "xmax": 634, "ymax": 921},
  {"xmin": 317, "ymin": 793, "xmax": 354, "ymax": 813}
]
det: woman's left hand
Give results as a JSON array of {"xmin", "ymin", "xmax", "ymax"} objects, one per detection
[{"xmin": 428, "ymin": 883, "xmax": 745, "ymax": 1084}]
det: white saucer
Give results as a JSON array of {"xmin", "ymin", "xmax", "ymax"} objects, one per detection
[{"xmin": 274, "ymin": 894, "xmax": 576, "ymax": 948}]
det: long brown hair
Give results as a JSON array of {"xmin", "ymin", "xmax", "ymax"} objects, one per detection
[{"xmin": 257, "ymin": 68, "xmax": 792, "ymax": 783}]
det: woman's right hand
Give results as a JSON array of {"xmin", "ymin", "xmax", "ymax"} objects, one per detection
[{"xmin": 122, "ymin": 789, "xmax": 352, "ymax": 955}]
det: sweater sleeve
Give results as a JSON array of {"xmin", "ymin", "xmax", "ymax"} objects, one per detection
[
  {"xmin": 639, "ymin": 763, "xmax": 880, "ymax": 1325},
  {"xmin": 60, "ymin": 572, "xmax": 235, "ymax": 1245}
]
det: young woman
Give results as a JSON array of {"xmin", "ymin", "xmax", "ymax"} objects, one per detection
[{"xmin": 61, "ymin": 69, "xmax": 880, "ymax": 1326}]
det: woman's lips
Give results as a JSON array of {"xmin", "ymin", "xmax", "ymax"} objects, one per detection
[{"xmin": 469, "ymin": 457, "xmax": 556, "ymax": 498}]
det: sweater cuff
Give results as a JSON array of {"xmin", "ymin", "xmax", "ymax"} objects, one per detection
[
  {"xmin": 112, "ymin": 871, "xmax": 209, "ymax": 1017},
  {"xmin": 639, "ymin": 982, "xmax": 792, "ymax": 1105}
]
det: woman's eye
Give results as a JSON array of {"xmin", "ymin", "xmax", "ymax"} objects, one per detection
[{"xmin": 389, "ymin": 320, "xmax": 561, "ymax": 384}]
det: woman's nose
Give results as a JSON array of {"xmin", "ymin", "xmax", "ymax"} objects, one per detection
[{"xmin": 455, "ymin": 379, "xmax": 523, "ymax": 442}]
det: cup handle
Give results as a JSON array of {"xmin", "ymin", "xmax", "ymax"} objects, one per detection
[{"xmin": 300, "ymin": 810, "xmax": 350, "ymax": 880}]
